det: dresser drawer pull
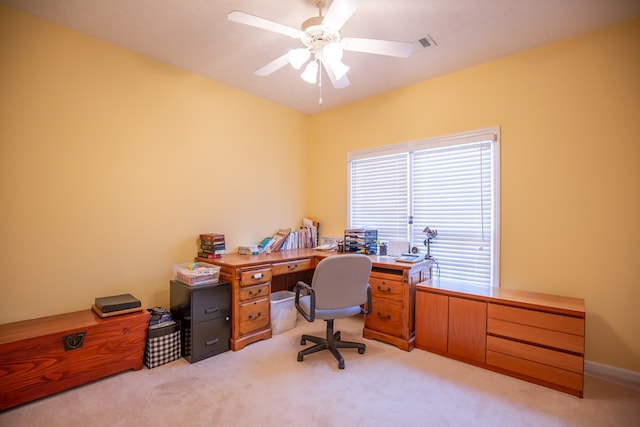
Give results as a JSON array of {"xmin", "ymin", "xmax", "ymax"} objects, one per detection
[
  {"xmin": 377, "ymin": 312, "xmax": 392, "ymax": 320},
  {"xmin": 205, "ymin": 338, "xmax": 220, "ymax": 346},
  {"xmin": 252, "ymin": 273, "xmax": 264, "ymax": 280},
  {"xmin": 377, "ymin": 285, "xmax": 392, "ymax": 293},
  {"xmin": 205, "ymin": 307, "xmax": 220, "ymax": 314},
  {"xmin": 248, "ymin": 312, "xmax": 262, "ymax": 321},
  {"xmin": 248, "ymin": 288, "xmax": 263, "ymax": 296}
]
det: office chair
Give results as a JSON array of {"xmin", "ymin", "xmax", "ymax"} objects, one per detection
[{"xmin": 294, "ymin": 254, "xmax": 372, "ymax": 369}]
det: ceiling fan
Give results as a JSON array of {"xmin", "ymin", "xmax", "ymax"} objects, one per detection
[{"xmin": 228, "ymin": 0, "xmax": 415, "ymax": 93}]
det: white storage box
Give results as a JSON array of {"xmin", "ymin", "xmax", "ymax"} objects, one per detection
[
  {"xmin": 270, "ymin": 291, "xmax": 297, "ymax": 334},
  {"xmin": 173, "ymin": 262, "xmax": 220, "ymax": 286}
]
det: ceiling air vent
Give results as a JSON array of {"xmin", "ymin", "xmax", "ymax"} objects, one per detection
[{"xmin": 413, "ymin": 34, "xmax": 437, "ymax": 52}]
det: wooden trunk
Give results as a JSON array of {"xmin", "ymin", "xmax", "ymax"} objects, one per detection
[{"xmin": 0, "ymin": 309, "xmax": 149, "ymax": 410}]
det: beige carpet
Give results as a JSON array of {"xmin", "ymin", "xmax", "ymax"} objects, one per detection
[{"xmin": 1, "ymin": 316, "xmax": 639, "ymax": 427}]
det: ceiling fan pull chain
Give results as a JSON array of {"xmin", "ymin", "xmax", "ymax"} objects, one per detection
[{"xmin": 318, "ymin": 63, "xmax": 323, "ymax": 105}]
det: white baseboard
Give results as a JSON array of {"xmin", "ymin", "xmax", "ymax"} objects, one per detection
[{"xmin": 585, "ymin": 360, "xmax": 640, "ymax": 390}]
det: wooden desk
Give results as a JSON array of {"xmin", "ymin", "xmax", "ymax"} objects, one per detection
[{"xmin": 196, "ymin": 250, "xmax": 431, "ymax": 351}]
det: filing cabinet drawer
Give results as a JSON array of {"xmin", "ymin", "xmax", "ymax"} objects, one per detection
[
  {"xmin": 191, "ymin": 317, "xmax": 231, "ymax": 361},
  {"xmin": 366, "ymin": 299, "xmax": 403, "ymax": 337},
  {"xmin": 239, "ymin": 283, "xmax": 269, "ymax": 302},
  {"xmin": 240, "ymin": 268, "xmax": 272, "ymax": 287},
  {"xmin": 488, "ymin": 304, "xmax": 584, "ymax": 336},
  {"xmin": 192, "ymin": 286, "xmax": 230, "ymax": 323},
  {"xmin": 238, "ymin": 298, "xmax": 270, "ymax": 335},
  {"xmin": 369, "ymin": 277, "xmax": 403, "ymax": 301},
  {"xmin": 272, "ymin": 259, "xmax": 312, "ymax": 275}
]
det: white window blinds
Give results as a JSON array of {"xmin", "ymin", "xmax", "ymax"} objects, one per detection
[{"xmin": 348, "ymin": 128, "xmax": 500, "ymax": 287}]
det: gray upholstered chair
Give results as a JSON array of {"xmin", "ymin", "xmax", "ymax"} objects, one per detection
[{"xmin": 294, "ymin": 254, "xmax": 372, "ymax": 369}]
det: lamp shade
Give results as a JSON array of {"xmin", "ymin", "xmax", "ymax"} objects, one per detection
[
  {"xmin": 322, "ymin": 42, "xmax": 344, "ymax": 63},
  {"xmin": 288, "ymin": 48, "xmax": 310, "ymax": 70},
  {"xmin": 329, "ymin": 59, "xmax": 349, "ymax": 80},
  {"xmin": 301, "ymin": 60, "xmax": 318, "ymax": 84}
]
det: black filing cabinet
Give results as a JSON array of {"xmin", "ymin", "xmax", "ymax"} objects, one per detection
[{"xmin": 170, "ymin": 280, "xmax": 231, "ymax": 363}]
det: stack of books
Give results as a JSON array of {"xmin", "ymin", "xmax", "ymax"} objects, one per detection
[{"xmin": 198, "ymin": 233, "xmax": 226, "ymax": 258}]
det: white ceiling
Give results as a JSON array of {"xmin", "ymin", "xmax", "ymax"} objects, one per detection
[{"xmin": 3, "ymin": 0, "xmax": 640, "ymax": 114}]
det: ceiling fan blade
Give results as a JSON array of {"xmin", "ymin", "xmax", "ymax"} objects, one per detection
[
  {"xmin": 228, "ymin": 11, "xmax": 304, "ymax": 38},
  {"xmin": 255, "ymin": 53, "xmax": 290, "ymax": 76},
  {"xmin": 322, "ymin": 0, "xmax": 359, "ymax": 31},
  {"xmin": 322, "ymin": 61, "xmax": 350, "ymax": 89},
  {"xmin": 342, "ymin": 37, "xmax": 414, "ymax": 58}
]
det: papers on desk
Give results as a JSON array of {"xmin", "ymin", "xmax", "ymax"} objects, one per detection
[{"xmin": 315, "ymin": 244, "xmax": 337, "ymax": 251}]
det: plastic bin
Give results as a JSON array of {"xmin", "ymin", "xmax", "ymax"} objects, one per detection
[
  {"xmin": 270, "ymin": 291, "xmax": 297, "ymax": 334},
  {"xmin": 173, "ymin": 262, "xmax": 220, "ymax": 286}
]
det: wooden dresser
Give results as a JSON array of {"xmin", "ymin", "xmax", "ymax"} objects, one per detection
[
  {"xmin": 415, "ymin": 279, "xmax": 585, "ymax": 397},
  {"xmin": 0, "ymin": 309, "xmax": 149, "ymax": 410}
]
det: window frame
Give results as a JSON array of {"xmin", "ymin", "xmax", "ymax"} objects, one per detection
[{"xmin": 347, "ymin": 127, "xmax": 501, "ymax": 287}]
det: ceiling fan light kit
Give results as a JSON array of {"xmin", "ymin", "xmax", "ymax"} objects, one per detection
[{"xmin": 228, "ymin": 0, "xmax": 416, "ymax": 103}]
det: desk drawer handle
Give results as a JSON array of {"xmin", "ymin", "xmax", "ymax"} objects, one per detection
[
  {"xmin": 377, "ymin": 312, "xmax": 392, "ymax": 321},
  {"xmin": 248, "ymin": 312, "xmax": 262, "ymax": 321},
  {"xmin": 288, "ymin": 264, "xmax": 299, "ymax": 270},
  {"xmin": 205, "ymin": 338, "xmax": 220, "ymax": 346},
  {"xmin": 248, "ymin": 288, "xmax": 263, "ymax": 296},
  {"xmin": 377, "ymin": 285, "xmax": 392, "ymax": 293},
  {"xmin": 252, "ymin": 273, "xmax": 264, "ymax": 280},
  {"xmin": 205, "ymin": 307, "xmax": 220, "ymax": 314}
]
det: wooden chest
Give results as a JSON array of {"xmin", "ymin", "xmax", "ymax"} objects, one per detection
[{"xmin": 0, "ymin": 309, "xmax": 149, "ymax": 410}]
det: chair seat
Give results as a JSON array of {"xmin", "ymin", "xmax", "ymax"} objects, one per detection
[{"xmin": 297, "ymin": 295, "xmax": 362, "ymax": 320}]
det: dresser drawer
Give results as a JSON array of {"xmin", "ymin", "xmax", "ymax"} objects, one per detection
[
  {"xmin": 487, "ymin": 335, "xmax": 583, "ymax": 373},
  {"xmin": 488, "ymin": 303, "xmax": 584, "ymax": 336},
  {"xmin": 238, "ymin": 298, "xmax": 270, "ymax": 335},
  {"xmin": 239, "ymin": 283, "xmax": 269, "ymax": 302},
  {"xmin": 369, "ymin": 277, "xmax": 403, "ymax": 302},
  {"xmin": 487, "ymin": 349, "xmax": 583, "ymax": 392},
  {"xmin": 366, "ymin": 299, "xmax": 403, "ymax": 337},
  {"xmin": 487, "ymin": 318, "xmax": 584, "ymax": 354},
  {"xmin": 272, "ymin": 259, "xmax": 312, "ymax": 276},
  {"xmin": 240, "ymin": 268, "xmax": 272, "ymax": 287}
]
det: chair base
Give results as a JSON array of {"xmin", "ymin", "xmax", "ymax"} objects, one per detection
[{"xmin": 297, "ymin": 319, "xmax": 365, "ymax": 369}]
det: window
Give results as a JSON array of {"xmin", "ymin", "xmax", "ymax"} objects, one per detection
[{"xmin": 348, "ymin": 127, "xmax": 500, "ymax": 287}]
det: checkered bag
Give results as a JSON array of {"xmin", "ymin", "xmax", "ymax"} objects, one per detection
[{"xmin": 144, "ymin": 321, "xmax": 180, "ymax": 368}]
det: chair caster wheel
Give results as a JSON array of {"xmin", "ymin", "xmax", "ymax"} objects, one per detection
[
  {"xmin": 297, "ymin": 354, "xmax": 303, "ymax": 362},
  {"xmin": 358, "ymin": 348, "xmax": 365, "ymax": 354},
  {"xmin": 300, "ymin": 338, "xmax": 306, "ymax": 345},
  {"xmin": 338, "ymin": 361, "xmax": 345, "ymax": 369}
]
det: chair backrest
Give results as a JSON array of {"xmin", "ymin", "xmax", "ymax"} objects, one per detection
[{"xmin": 311, "ymin": 254, "xmax": 372, "ymax": 310}]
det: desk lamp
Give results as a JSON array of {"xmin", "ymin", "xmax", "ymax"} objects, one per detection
[{"xmin": 423, "ymin": 227, "xmax": 438, "ymax": 260}]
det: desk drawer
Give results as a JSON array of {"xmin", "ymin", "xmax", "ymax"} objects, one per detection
[
  {"xmin": 272, "ymin": 259, "xmax": 312, "ymax": 276},
  {"xmin": 238, "ymin": 298, "xmax": 270, "ymax": 335},
  {"xmin": 369, "ymin": 277, "xmax": 403, "ymax": 302},
  {"xmin": 240, "ymin": 268, "xmax": 272, "ymax": 287},
  {"xmin": 366, "ymin": 299, "xmax": 403, "ymax": 337},
  {"xmin": 239, "ymin": 283, "xmax": 269, "ymax": 302}
]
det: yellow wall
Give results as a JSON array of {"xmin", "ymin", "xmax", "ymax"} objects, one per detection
[
  {"xmin": 1, "ymin": 4, "xmax": 638, "ymax": 372},
  {"xmin": 0, "ymin": 5, "xmax": 309, "ymax": 321},
  {"xmin": 309, "ymin": 19, "xmax": 640, "ymax": 371}
]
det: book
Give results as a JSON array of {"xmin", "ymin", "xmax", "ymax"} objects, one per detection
[{"xmin": 94, "ymin": 293, "xmax": 141, "ymax": 313}]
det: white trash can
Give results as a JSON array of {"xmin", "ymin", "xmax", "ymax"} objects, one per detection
[{"xmin": 270, "ymin": 291, "xmax": 297, "ymax": 334}]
